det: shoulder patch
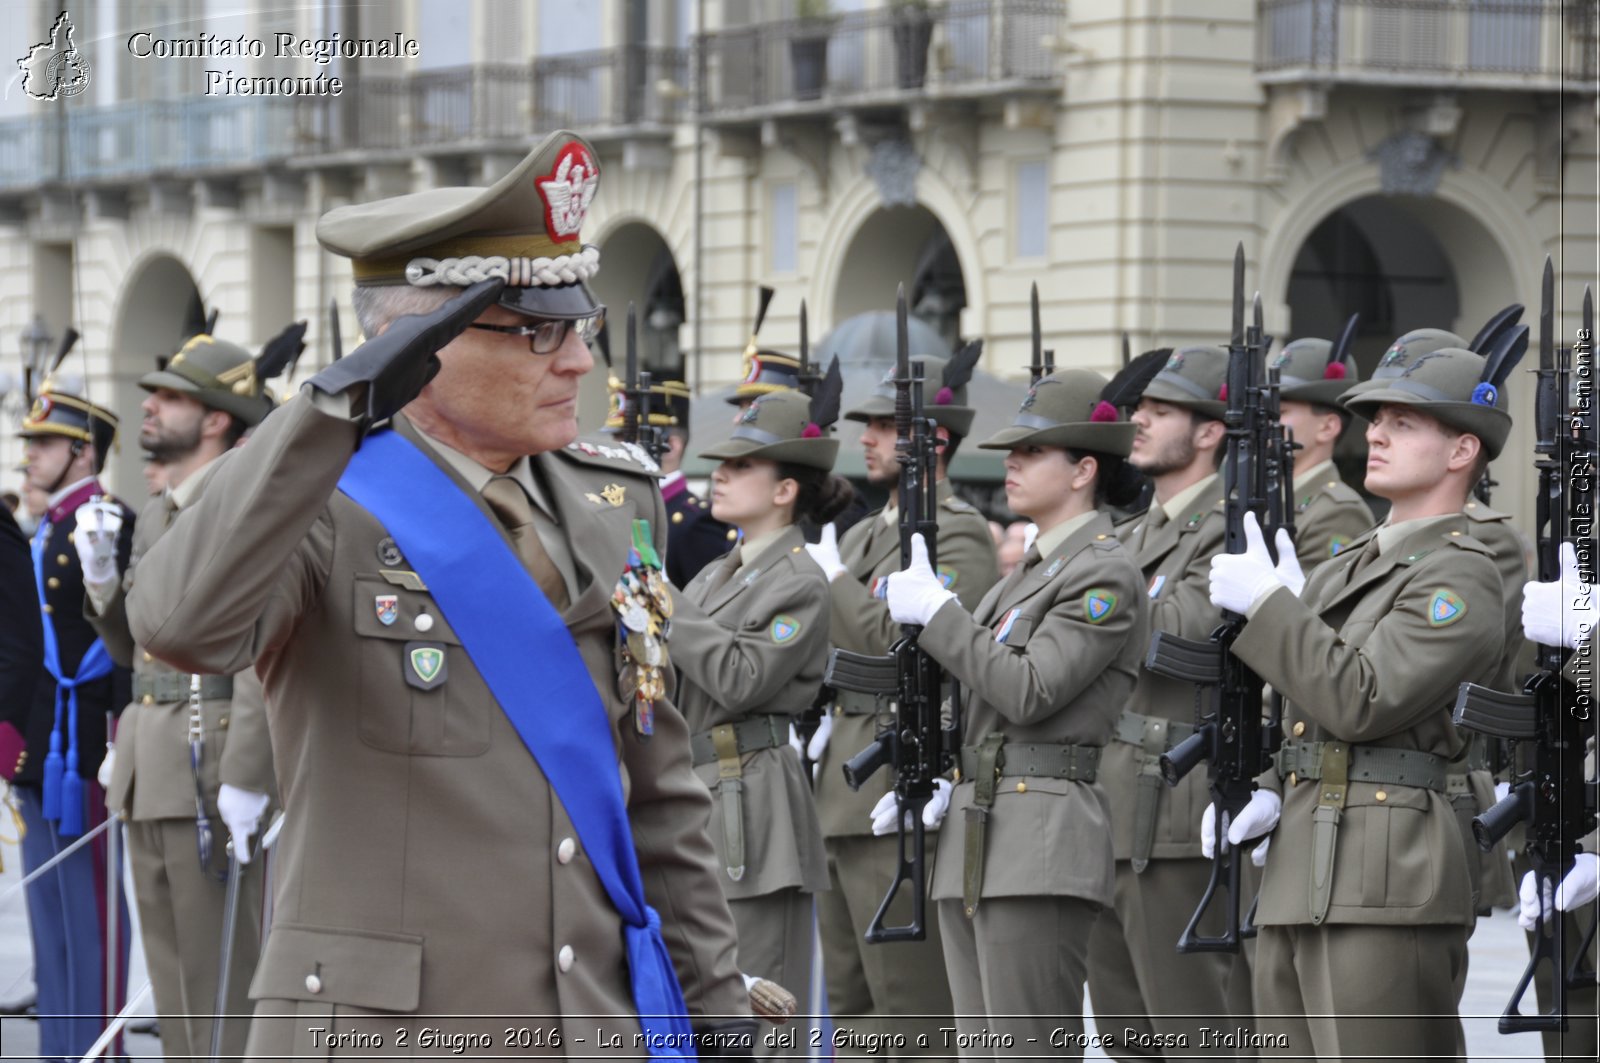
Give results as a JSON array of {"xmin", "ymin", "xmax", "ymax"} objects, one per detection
[
  {"xmin": 1084, "ymin": 588, "xmax": 1118, "ymax": 624},
  {"xmin": 1428, "ymin": 589, "xmax": 1467, "ymax": 627},
  {"xmin": 936, "ymin": 564, "xmax": 958, "ymax": 589},
  {"xmin": 770, "ymin": 614, "xmax": 802, "ymax": 644}
]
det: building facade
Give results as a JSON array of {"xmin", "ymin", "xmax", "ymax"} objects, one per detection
[{"xmin": 0, "ymin": 0, "xmax": 1594, "ymax": 530}]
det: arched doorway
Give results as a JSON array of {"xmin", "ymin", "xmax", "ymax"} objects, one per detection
[
  {"xmin": 110, "ymin": 254, "xmax": 203, "ymax": 500},
  {"xmin": 591, "ymin": 222, "xmax": 686, "ymax": 378},
  {"xmin": 1283, "ymin": 195, "xmax": 1521, "ymax": 514},
  {"xmin": 831, "ymin": 205, "xmax": 967, "ymax": 351}
]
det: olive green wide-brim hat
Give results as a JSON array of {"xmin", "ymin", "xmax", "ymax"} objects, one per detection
[
  {"xmin": 699, "ymin": 389, "xmax": 839, "ymax": 470},
  {"xmin": 1139, "ymin": 344, "xmax": 1229, "ymax": 420},
  {"xmin": 978, "ymin": 369, "xmax": 1135, "ymax": 456},
  {"xmin": 844, "ymin": 354, "xmax": 976, "ymax": 436},
  {"xmin": 139, "ymin": 334, "xmax": 268, "ymax": 426},
  {"xmin": 1337, "ymin": 328, "xmax": 1466, "ymax": 404},
  {"xmin": 1273, "ymin": 337, "xmax": 1360, "ymax": 408},
  {"xmin": 1342, "ymin": 346, "xmax": 1512, "ymax": 459},
  {"xmin": 316, "ymin": 129, "xmax": 603, "ymax": 320}
]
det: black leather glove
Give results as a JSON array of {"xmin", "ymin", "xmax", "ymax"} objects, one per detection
[
  {"xmin": 308, "ymin": 278, "xmax": 505, "ymax": 433},
  {"xmin": 691, "ymin": 1019, "xmax": 760, "ymax": 1061}
]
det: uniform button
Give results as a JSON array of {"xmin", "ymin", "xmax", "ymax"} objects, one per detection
[
  {"xmin": 219, "ymin": 716, "xmax": 229, "ymax": 728},
  {"xmin": 66, "ymin": 532, "xmax": 75, "ymax": 543},
  {"xmin": 305, "ymin": 973, "xmax": 323, "ymax": 994},
  {"xmin": 557, "ymin": 837, "xmax": 576, "ymax": 864},
  {"xmin": 1375, "ymin": 790, "xmax": 1388, "ymax": 802},
  {"xmin": 725, "ymin": 528, "xmax": 737, "ymax": 540},
  {"xmin": 57, "ymin": 554, "xmax": 70, "ymax": 566},
  {"xmin": 671, "ymin": 512, "xmax": 684, "ymax": 524},
  {"xmin": 47, "ymin": 577, "xmax": 60, "ymax": 589},
  {"xmin": 143, "ymin": 652, "xmax": 153, "ymax": 663},
  {"xmin": 42, "ymin": 604, "xmax": 53, "ymax": 615},
  {"xmin": 1449, "ymin": 530, "xmax": 1461, "ymax": 537},
  {"xmin": 1015, "ymin": 782, "xmax": 1027, "ymax": 793},
  {"xmin": 1287, "ymin": 772, "xmax": 1298, "ymax": 787},
  {"xmin": 141, "ymin": 695, "xmax": 154, "ymax": 705},
  {"xmin": 557, "ymin": 945, "xmax": 575, "ymax": 972},
  {"xmin": 1292, "ymin": 721, "xmax": 1305, "ymax": 737},
  {"xmin": 414, "ymin": 613, "xmax": 435, "ymax": 632}
]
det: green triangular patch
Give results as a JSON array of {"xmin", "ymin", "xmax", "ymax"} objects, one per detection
[
  {"xmin": 1428, "ymin": 590, "xmax": 1466, "ymax": 627},
  {"xmin": 1084, "ymin": 588, "xmax": 1117, "ymax": 624}
]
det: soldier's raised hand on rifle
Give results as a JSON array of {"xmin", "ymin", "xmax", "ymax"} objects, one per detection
[
  {"xmin": 803, "ymin": 521, "xmax": 847, "ymax": 582},
  {"xmin": 1522, "ymin": 541, "xmax": 1593, "ymax": 650},
  {"xmin": 1518, "ymin": 853, "xmax": 1600, "ymax": 930},
  {"xmin": 1208, "ymin": 511, "xmax": 1304, "ymax": 613},
  {"xmin": 886, "ymin": 533, "xmax": 955, "ymax": 625},
  {"xmin": 73, "ymin": 499, "xmax": 123, "ymax": 587}
]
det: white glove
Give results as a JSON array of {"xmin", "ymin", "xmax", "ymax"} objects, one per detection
[
  {"xmin": 1520, "ymin": 855, "xmax": 1600, "ymax": 930},
  {"xmin": 806, "ymin": 712, "xmax": 833, "ymax": 762},
  {"xmin": 1250, "ymin": 834, "xmax": 1271, "ymax": 868},
  {"xmin": 869, "ymin": 779, "xmax": 953, "ymax": 836},
  {"xmin": 1022, "ymin": 522, "xmax": 1039, "ymax": 554},
  {"xmin": 96, "ymin": 745, "xmax": 115, "ymax": 790},
  {"xmin": 1274, "ymin": 527, "xmax": 1306, "ymax": 598},
  {"xmin": 1494, "ymin": 780, "xmax": 1511, "ymax": 804},
  {"xmin": 1209, "ymin": 512, "xmax": 1292, "ymax": 613},
  {"xmin": 886, "ymin": 534, "xmax": 956, "ymax": 625},
  {"xmin": 804, "ymin": 522, "xmax": 847, "ymax": 582},
  {"xmin": 788, "ymin": 723, "xmax": 803, "ymax": 758},
  {"xmin": 1200, "ymin": 789, "xmax": 1283, "ymax": 859},
  {"xmin": 1522, "ymin": 542, "xmax": 1593, "ymax": 650},
  {"xmin": 217, "ymin": 784, "xmax": 269, "ymax": 864},
  {"xmin": 73, "ymin": 501, "xmax": 123, "ymax": 587}
]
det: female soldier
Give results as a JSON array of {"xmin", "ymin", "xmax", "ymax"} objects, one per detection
[
  {"xmin": 884, "ymin": 369, "xmax": 1151, "ymax": 1058},
  {"xmin": 669, "ymin": 377, "xmax": 852, "ymax": 1038}
]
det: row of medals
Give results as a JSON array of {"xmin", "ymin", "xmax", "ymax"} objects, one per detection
[{"xmin": 614, "ymin": 560, "xmax": 674, "ymax": 735}]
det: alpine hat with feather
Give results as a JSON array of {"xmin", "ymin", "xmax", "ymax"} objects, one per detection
[
  {"xmin": 701, "ymin": 357, "xmax": 844, "ymax": 469},
  {"xmin": 843, "ymin": 339, "xmax": 984, "ymax": 437},
  {"xmin": 1341, "ymin": 333, "xmax": 1525, "ymax": 460}
]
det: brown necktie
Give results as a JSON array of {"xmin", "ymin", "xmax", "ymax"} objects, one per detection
[
  {"xmin": 1346, "ymin": 537, "xmax": 1382, "ymax": 584},
  {"xmin": 1133, "ymin": 505, "xmax": 1166, "ymax": 553},
  {"xmin": 703, "ymin": 547, "xmax": 743, "ymax": 595},
  {"xmin": 482, "ymin": 476, "xmax": 569, "ymax": 611}
]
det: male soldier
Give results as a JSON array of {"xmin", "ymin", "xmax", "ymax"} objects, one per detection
[
  {"xmin": 1270, "ymin": 338, "xmax": 1374, "ymax": 567},
  {"xmin": 606, "ymin": 376, "xmax": 736, "ymax": 587},
  {"xmin": 84, "ymin": 336, "xmax": 278, "ymax": 1060},
  {"xmin": 1208, "ymin": 346, "xmax": 1510, "ymax": 1055},
  {"xmin": 124, "ymin": 130, "xmax": 753, "ymax": 1057},
  {"xmin": 802, "ymin": 354, "xmax": 999, "ymax": 1055},
  {"xmin": 1086, "ymin": 345, "xmax": 1239, "ymax": 1055},
  {"xmin": 3, "ymin": 383, "xmax": 133, "ymax": 1059}
]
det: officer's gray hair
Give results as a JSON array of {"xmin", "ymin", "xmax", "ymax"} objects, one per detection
[{"xmin": 350, "ymin": 285, "xmax": 456, "ymax": 339}]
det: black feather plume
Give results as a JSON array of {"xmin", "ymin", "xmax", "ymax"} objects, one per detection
[
  {"xmin": 48, "ymin": 328, "xmax": 81, "ymax": 375},
  {"xmin": 1481, "ymin": 324, "xmax": 1529, "ymax": 390},
  {"xmin": 1469, "ymin": 304, "xmax": 1523, "ymax": 355},
  {"xmin": 811, "ymin": 356, "xmax": 844, "ymax": 432},
  {"xmin": 942, "ymin": 339, "xmax": 983, "ymax": 393},
  {"xmin": 205, "ymin": 308, "xmax": 220, "ymax": 335},
  {"xmin": 256, "ymin": 321, "xmax": 308, "ymax": 383},
  {"xmin": 1103, "ymin": 348, "xmax": 1169, "ymax": 409}
]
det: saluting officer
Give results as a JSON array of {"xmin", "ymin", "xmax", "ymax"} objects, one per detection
[
  {"xmin": 884, "ymin": 370, "xmax": 1151, "ymax": 1057},
  {"xmin": 604, "ymin": 377, "xmax": 737, "ymax": 587},
  {"xmin": 672, "ymin": 385, "xmax": 853, "ymax": 1053},
  {"xmin": 803, "ymin": 351, "xmax": 999, "ymax": 1055},
  {"xmin": 124, "ymin": 130, "xmax": 752, "ymax": 1058},
  {"xmin": 1208, "ymin": 347, "xmax": 1511, "ymax": 1056},
  {"xmin": 85, "ymin": 335, "xmax": 279, "ymax": 1061},
  {"xmin": 1087, "ymin": 345, "xmax": 1240, "ymax": 1054},
  {"xmin": 6, "ymin": 381, "xmax": 134, "ymax": 1059},
  {"xmin": 1270, "ymin": 338, "xmax": 1375, "ymax": 567}
]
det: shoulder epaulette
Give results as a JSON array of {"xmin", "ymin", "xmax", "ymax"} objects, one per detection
[
  {"xmin": 1442, "ymin": 528, "xmax": 1496, "ymax": 557},
  {"xmin": 942, "ymin": 495, "xmax": 975, "ymax": 514},
  {"xmin": 1088, "ymin": 532, "xmax": 1121, "ymax": 552},
  {"xmin": 1461, "ymin": 499, "xmax": 1511, "ymax": 524},
  {"xmin": 561, "ymin": 437, "xmax": 662, "ymax": 476}
]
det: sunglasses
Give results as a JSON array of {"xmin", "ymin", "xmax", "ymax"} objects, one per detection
[{"xmin": 468, "ymin": 309, "xmax": 606, "ymax": 355}]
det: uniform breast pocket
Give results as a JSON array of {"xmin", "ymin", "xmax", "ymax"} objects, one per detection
[{"xmin": 352, "ymin": 577, "xmax": 489, "ymax": 757}]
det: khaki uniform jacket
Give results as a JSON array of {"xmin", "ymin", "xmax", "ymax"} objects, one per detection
[
  {"xmin": 672, "ymin": 525, "xmax": 829, "ymax": 899},
  {"xmin": 1291, "ymin": 468, "xmax": 1374, "ymax": 571},
  {"xmin": 90, "ymin": 463, "xmax": 277, "ymax": 820},
  {"xmin": 814, "ymin": 482, "xmax": 999, "ymax": 838},
  {"xmin": 919, "ymin": 512, "xmax": 1146, "ymax": 906},
  {"xmin": 1106, "ymin": 477, "xmax": 1227, "ymax": 861},
  {"xmin": 1232, "ymin": 517, "xmax": 1504, "ymax": 927},
  {"xmin": 124, "ymin": 397, "xmax": 747, "ymax": 1035}
]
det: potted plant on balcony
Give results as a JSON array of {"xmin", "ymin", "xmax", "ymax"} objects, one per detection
[
  {"xmin": 890, "ymin": 0, "xmax": 938, "ymax": 90},
  {"xmin": 791, "ymin": 0, "xmax": 836, "ymax": 101}
]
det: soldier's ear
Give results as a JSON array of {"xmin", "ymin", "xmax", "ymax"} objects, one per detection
[{"xmin": 1444, "ymin": 429, "xmax": 1482, "ymax": 476}]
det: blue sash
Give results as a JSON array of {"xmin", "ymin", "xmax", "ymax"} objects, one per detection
[
  {"xmin": 337, "ymin": 430, "xmax": 693, "ymax": 1057},
  {"xmin": 30, "ymin": 520, "xmax": 113, "ymax": 838}
]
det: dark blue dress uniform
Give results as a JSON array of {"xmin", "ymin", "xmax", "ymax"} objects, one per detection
[
  {"xmin": 663, "ymin": 472, "xmax": 738, "ymax": 588},
  {"xmin": 7, "ymin": 386, "xmax": 135, "ymax": 1060}
]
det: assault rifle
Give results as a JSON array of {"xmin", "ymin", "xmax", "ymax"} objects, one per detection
[
  {"xmin": 616, "ymin": 301, "xmax": 667, "ymax": 465},
  {"xmin": 1142, "ymin": 243, "xmax": 1296, "ymax": 952},
  {"xmin": 825, "ymin": 285, "xmax": 957, "ymax": 942},
  {"xmin": 1454, "ymin": 260, "xmax": 1598, "ymax": 1033}
]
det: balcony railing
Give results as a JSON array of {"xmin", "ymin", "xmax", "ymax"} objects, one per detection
[
  {"xmin": 695, "ymin": 0, "xmax": 1064, "ymax": 118},
  {"xmin": 0, "ymin": 47, "xmax": 689, "ymax": 191},
  {"xmin": 1259, "ymin": 0, "xmax": 1598, "ymax": 89}
]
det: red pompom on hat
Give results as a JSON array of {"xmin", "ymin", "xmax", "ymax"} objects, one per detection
[
  {"xmin": 801, "ymin": 423, "xmax": 822, "ymax": 439},
  {"xmin": 1323, "ymin": 361, "xmax": 1348, "ymax": 381},
  {"xmin": 934, "ymin": 386, "xmax": 954, "ymax": 405},
  {"xmin": 1218, "ymin": 384, "xmax": 1228, "ymax": 402},
  {"xmin": 1090, "ymin": 401, "xmax": 1119, "ymax": 423}
]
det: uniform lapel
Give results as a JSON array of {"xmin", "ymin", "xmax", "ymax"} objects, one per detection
[
  {"xmin": 996, "ymin": 513, "xmax": 1110, "ymax": 616},
  {"xmin": 701, "ymin": 526, "xmax": 803, "ymax": 617},
  {"xmin": 533, "ymin": 451, "xmax": 619, "ymax": 634}
]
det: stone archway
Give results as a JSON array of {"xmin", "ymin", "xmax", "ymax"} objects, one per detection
[
  {"xmin": 830, "ymin": 204, "xmax": 968, "ymax": 352},
  {"xmin": 591, "ymin": 220, "xmax": 686, "ymax": 378},
  {"xmin": 109, "ymin": 254, "xmax": 203, "ymax": 499}
]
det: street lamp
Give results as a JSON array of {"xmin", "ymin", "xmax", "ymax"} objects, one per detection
[{"xmin": 19, "ymin": 314, "xmax": 54, "ymax": 403}]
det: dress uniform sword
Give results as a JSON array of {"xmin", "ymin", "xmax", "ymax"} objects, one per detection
[{"xmin": 1456, "ymin": 262, "xmax": 1599, "ymax": 1033}]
